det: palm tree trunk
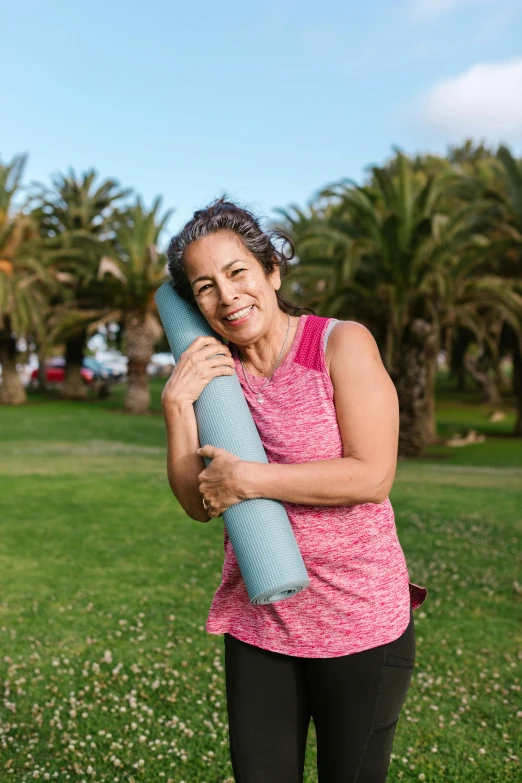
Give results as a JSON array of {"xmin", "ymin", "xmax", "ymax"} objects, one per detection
[
  {"xmin": 62, "ymin": 330, "xmax": 88, "ymax": 400},
  {"xmin": 123, "ymin": 311, "xmax": 155, "ymax": 415},
  {"xmin": 37, "ymin": 343, "xmax": 48, "ymax": 391},
  {"xmin": 423, "ymin": 344, "xmax": 439, "ymax": 444},
  {"xmin": 383, "ymin": 324, "xmax": 394, "ymax": 375},
  {"xmin": 450, "ymin": 329, "xmax": 471, "ymax": 391},
  {"xmin": 513, "ymin": 345, "xmax": 522, "ymax": 436},
  {"xmin": 443, "ymin": 325, "xmax": 453, "ymax": 375},
  {"xmin": 456, "ymin": 363, "xmax": 466, "ymax": 392},
  {"xmin": 0, "ymin": 317, "xmax": 27, "ymax": 405},
  {"xmin": 463, "ymin": 354, "xmax": 500, "ymax": 406},
  {"xmin": 391, "ymin": 319, "xmax": 438, "ymax": 458}
]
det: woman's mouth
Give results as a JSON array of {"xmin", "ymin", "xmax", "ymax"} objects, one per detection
[{"xmin": 223, "ymin": 305, "xmax": 254, "ymax": 326}]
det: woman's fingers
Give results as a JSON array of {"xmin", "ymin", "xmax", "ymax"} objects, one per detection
[
  {"xmin": 188, "ymin": 336, "xmax": 230, "ymax": 358},
  {"xmin": 162, "ymin": 336, "xmax": 235, "ymax": 408},
  {"xmin": 202, "ymin": 495, "xmax": 224, "ymax": 518}
]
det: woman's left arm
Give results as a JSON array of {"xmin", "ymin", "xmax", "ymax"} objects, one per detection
[{"xmin": 198, "ymin": 321, "xmax": 399, "ymax": 514}]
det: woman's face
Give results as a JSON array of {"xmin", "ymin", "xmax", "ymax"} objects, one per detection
[{"xmin": 183, "ymin": 231, "xmax": 282, "ymax": 342}]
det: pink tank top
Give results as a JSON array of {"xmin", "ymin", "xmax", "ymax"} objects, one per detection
[{"xmin": 205, "ymin": 313, "xmax": 427, "ymax": 657}]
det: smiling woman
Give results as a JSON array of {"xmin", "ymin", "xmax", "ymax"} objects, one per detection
[{"xmin": 160, "ymin": 196, "xmax": 427, "ymax": 783}]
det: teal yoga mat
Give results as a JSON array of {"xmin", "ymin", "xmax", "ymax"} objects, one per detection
[{"xmin": 155, "ymin": 280, "xmax": 311, "ymax": 604}]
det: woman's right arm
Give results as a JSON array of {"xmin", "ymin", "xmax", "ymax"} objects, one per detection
[
  {"xmin": 163, "ymin": 401, "xmax": 210, "ymax": 523},
  {"xmin": 160, "ymin": 335, "xmax": 236, "ymax": 523}
]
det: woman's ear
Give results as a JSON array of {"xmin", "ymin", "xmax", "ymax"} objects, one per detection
[{"xmin": 270, "ymin": 259, "xmax": 282, "ymax": 290}]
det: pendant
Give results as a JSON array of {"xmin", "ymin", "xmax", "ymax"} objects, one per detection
[{"xmin": 257, "ymin": 394, "xmax": 264, "ymax": 403}]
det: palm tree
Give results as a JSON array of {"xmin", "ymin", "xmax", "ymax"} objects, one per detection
[
  {"xmin": 98, "ymin": 197, "xmax": 172, "ymax": 414},
  {"xmin": 279, "ymin": 153, "xmax": 453, "ymax": 454},
  {"xmin": 32, "ymin": 169, "xmax": 130, "ymax": 399},
  {"xmin": 439, "ymin": 143, "xmax": 517, "ymax": 403},
  {"xmin": 441, "ymin": 260, "xmax": 522, "ymax": 406},
  {"xmin": 277, "ymin": 150, "xmax": 520, "ymax": 456},
  {"xmin": 274, "ymin": 201, "xmax": 355, "ymax": 314},
  {"xmin": 484, "ymin": 146, "xmax": 522, "ymax": 433},
  {"xmin": 0, "ymin": 154, "xmax": 55, "ymax": 404}
]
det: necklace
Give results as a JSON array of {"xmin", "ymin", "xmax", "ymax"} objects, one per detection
[{"xmin": 238, "ymin": 313, "xmax": 291, "ymax": 403}]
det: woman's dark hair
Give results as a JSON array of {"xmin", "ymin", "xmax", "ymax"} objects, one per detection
[{"xmin": 166, "ymin": 196, "xmax": 314, "ymax": 316}]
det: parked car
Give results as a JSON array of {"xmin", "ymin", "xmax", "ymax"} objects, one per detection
[
  {"xmin": 147, "ymin": 352, "xmax": 175, "ymax": 377},
  {"xmin": 94, "ymin": 350, "xmax": 128, "ymax": 378},
  {"xmin": 82, "ymin": 356, "xmax": 119, "ymax": 380},
  {"xmin": 31, "ymin": 357, "xmax": 93, "ymax": 386}
]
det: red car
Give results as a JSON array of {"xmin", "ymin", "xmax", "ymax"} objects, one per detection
[{"xmin": 31, "ymin": 358, "xmax": 94, "ymax": 385}]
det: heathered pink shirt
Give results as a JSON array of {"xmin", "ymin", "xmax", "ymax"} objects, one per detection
[{"xmin": 205, "ymin": 313, "xmax": 427, "ymax": 657}]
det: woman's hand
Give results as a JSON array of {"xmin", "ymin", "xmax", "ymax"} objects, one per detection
[
  {"xmin": 161, "ymin": 336, "xmax": 236, "ymax": 410},
  {"xmin": 197, "ymin": 445, "xmax": 248, "ymax": 518}
]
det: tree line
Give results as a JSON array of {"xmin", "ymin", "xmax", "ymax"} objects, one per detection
[{"xmin": 1, "ymin": 140, "xmax": 521, "ymax": 457}]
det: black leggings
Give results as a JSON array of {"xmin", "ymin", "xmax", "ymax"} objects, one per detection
[{"xmin": 224, "ymin": 605, "xmax": 415, "ymax": 783}]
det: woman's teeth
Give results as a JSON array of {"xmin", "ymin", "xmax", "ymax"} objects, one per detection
[{"xmin": 225, "ymin": 306, "xmax": 253, "ymax": 321}]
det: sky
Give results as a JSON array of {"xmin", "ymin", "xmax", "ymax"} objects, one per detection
[{"xmin": 3, "ymin": 0, "xmax": 522, "ymax": 244}]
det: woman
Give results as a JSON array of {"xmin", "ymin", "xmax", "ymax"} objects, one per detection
[{"xmin": 161, "ymin": 197, "xmax": 427, "ymax": 783}]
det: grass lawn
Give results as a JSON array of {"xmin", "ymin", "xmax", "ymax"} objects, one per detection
[{"xmin": 0, "ymin": 377, "xmax": 520, "ymax": 782}]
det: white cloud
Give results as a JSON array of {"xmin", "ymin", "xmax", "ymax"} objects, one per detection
[{"xmin": 418, "ymin": 58, "xmax": 522, "ymax": 142}]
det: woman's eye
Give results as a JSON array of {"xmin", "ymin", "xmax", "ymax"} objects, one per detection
[{"xmin": 197, "ymin": 269, "xmax": 244, "ymax": 294}]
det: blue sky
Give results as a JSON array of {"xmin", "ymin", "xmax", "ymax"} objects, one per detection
[{"xmin": 3, "ymin": 0, "xmax": 522, "ymax": 242}]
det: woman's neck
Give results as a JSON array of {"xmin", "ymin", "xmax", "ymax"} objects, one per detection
[{"xmin": 235, "ymin": 312, "xmax": 300, "ymax": 377}]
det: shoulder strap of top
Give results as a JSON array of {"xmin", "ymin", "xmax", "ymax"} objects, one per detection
[
  {"xmin": 294, "ymin": 315, "xmax": 338, "ymax": 372},
  {"xmin": 323, "ymin": 318, "xmax": 339, "ymax": 353}
]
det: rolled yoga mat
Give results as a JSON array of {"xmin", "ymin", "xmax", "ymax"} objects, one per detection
[{"xmin": 155, "ymin": 280, "xmax": 311, "ymax": 605}]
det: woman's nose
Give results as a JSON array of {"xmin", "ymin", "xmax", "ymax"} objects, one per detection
[{"xmin": 217, "ymin": 280, "xmax": 239, "ymax": 304}]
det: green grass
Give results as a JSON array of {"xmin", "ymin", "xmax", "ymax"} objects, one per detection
[{"xmin": 0, "ymin": 379, "xmax": 520, "ymax": 782}]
